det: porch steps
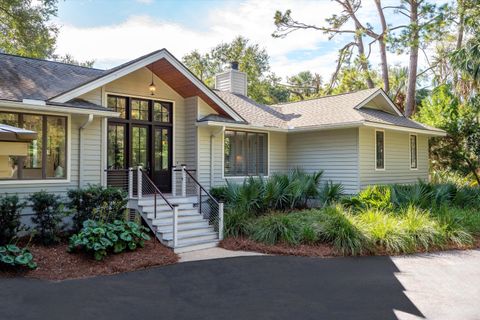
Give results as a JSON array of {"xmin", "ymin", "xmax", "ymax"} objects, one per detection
[{"xmin": 137, "ymin": 195, "xmax": 219, "ymax": 253}]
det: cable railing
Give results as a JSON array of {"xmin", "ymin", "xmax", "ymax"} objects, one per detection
[{"xmin": 183, "ymin": 167, "xmax": 224, "ymax": 240}]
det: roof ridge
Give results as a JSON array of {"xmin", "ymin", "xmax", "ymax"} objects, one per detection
[
  {"xmin": 272, "ymin": 87, "xmax": 381, "ymax": 106},
  {"xmin": 0, "ymin": 52, "xmax": 105, "ymax": 71}
]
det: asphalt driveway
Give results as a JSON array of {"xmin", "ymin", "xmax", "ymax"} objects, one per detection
[{"xmin": 1, "ymin": 250, "xmax": 479, "ymax": 320}]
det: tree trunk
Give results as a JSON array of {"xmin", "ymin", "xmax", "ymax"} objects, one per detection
[
  {"xmin": 355, "ymin": 27, "xmax": 375, "ymax": 89},
  {"xmin": 453, "ymin": 0, "xmax": 465, "ymax": 88},
  {"xmin": 374, "ymin": 0, "xmax": 390, "ymax": 92},
  {"xmin": 405, "ymin": 1, "xmax": 419, "ymax": 118}
]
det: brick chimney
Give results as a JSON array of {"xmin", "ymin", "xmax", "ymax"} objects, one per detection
[{"xmin": 214, "ymin": 61, "xmax": 247, "ymax": 96}]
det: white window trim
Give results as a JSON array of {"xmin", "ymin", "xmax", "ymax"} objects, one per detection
[
  {"xmin": 0, "ymin": 108, "xmax": 71, "ymax": 184},
  {"xmin": 374, "ymin": 129, "xmax": 386, "ymax": 171},
  {"xmin": 409, "ymin": 134, "xmax": 418, "ymax": 170},
  {"xmin": 221, "ymin": 129, "xmax": 270, "ymax": 179}
]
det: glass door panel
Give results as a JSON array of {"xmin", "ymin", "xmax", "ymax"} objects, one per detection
[
  {"xmin": 132, "ymin": 126, "xmax": 149, "ymax": 169},
  {"xmin": 153, "ymin": 126, "xmax": 171, "ymax": 192}
]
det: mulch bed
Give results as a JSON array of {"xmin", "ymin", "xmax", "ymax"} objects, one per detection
[
  {"xmin": 0, "ymin": 239, "xmax": 178, "ymax": 281},
  {"xmin": 220, "ymin": 236, "xmax": 480, "ymax": 257},
  {"xmin": 220, "ymin": 237, "xmax": 337, "ymax": 257}
]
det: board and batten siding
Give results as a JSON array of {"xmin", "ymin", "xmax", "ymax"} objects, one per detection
[
  {"xmin": 358, "ymin": 126, "xmax": 429, "ymax": 188},
  {"xmin": 287, "ymin": 128, "xmax": 360, "ymax": 194}
]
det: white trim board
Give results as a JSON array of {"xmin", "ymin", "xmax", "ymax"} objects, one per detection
[{"xmin": 49, "ymin": 49, "xmax": 245, "ymax": 123}]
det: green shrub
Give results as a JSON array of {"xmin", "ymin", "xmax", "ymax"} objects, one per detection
[
  {"xmin": 249, "ymin": 214, "xmax": 302, "ymax": 245},
  {"xmin": 67, "ymin": 185, "xmax": 128, "ymax": 231},
  {"xmin": 344, "ymin": 185, "xmax": 393, "ymax": 211},
  {"xmin": 0, "ymin": 195, "xmax": 26, "ymax": 245},
  {"xmin": 0, "ymin": 244, "xmax": 36, "ymax": 269},
  {"xmin": 317, "ymin": 206, "xmax": 368, "ymax": 255},
  {"xmin": 68, "ymin": 219, "xmax": 150, "ymax": 261},
  {"xmin": 356, "ymin": 209, "xmax": 410, "ymax": 254},
  {"xmin": 318, "ymin": 181, "xmax": 344, "ymax": 206},
  {"xmin": 29, "ymin": 191, "xmax": 65, "ymax": 245},
  {"xmin": 400, "ymin": 206, "xmax": 442, "ymax": 251},
  {"xmin": 223, "ymin": 209, "xmax": 252, "ymax": 238},
  {"xmin": 431, "ymin": 206, "xmax": 475, "ymax": 246},
  {"xmin": 212, "ymin": 169, "xmax": 324, "ymax": 214}
]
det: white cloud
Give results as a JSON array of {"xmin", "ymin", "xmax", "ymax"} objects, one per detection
[
  {"xmin": 55, "ymin": 0, "xmax": 424, "ymax": 81},
  {"xmin": 135, "ymin": 0, "xmax": 153, "ymax": 4}
]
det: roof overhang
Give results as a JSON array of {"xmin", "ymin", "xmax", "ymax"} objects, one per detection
[
  {"xmin": 198, "ymin": 119, "xmax": 446, "ymax": 136},
  {"xmin": 0, "ymin": 124, "xmax": 37, "ymax": 142},
  {"xmin": 363, "ymin": 122, "xmax": 446, "ymax": 136},
  {"xmin": 49, "ymin": 49, "xmax": 244, "ymax": 122},
  {"xmin": 0, "ymin": 100, "xmax": 120, "ymax": 117}
]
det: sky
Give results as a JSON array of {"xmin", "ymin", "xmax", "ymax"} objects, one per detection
[{"xmin": 54, "ymin": 0, "xmax": 449, "ymax": 82}]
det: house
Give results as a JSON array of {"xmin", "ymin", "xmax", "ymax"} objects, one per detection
[{"xmin": 0, "ymin": 49, "xmax": 445, "ymax": 252}]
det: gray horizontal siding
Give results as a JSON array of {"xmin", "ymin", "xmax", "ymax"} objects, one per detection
[
  {"xmin": 359, "ymin": 127, "xmax": 429, "ymax": 188},
  {"xmin": 287, "ymin": 128, "xmax": 359, "ymax": 194}
]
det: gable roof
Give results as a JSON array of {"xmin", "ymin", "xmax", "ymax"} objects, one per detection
[
  {"xmin": 0, "ymin": 50, "xmax": 244, "ymax": 122},
  {"xmin": 207, "ymin": 88, "xmax": 445, "ymax": 135}
]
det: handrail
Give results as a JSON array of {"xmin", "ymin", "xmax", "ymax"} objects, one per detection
[
  {"xmin": 139, "ymin": 168, "xmax": 175, "ymax": 210},
  {"xmin": 184, "ymin": 169, "xmax": 219, "ymax": 206}
]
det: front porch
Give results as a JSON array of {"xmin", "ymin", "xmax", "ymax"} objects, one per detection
[{"xmin": 106, "ymin": 166, "xmax": 224, "ymax": 253}]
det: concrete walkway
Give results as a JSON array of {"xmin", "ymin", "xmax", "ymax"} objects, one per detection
[{"xmin": 179, "ymin": 247, "xmax": 264, "ymax": 262}]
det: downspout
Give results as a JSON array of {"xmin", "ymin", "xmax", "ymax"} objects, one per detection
[
  {"xmin": 210, "ymin": 126, "xmax": 225, "ymax": 188},
  {"xmin": 78, "ymin": 114, "xmax": 94, "ymax": 188}
]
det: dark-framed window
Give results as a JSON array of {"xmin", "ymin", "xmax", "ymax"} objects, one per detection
[
  {"xmin": 224, "ymin": 130, "xmax": 268, "ymax": 177},
  {"xmin": 107, "ymin": 123, "xmax": 126, "ymax": 169},
  {"xmin": 0, "ymin": 112, "xmax": 67, "ymax": 180},
  {"xmin": 375, "ymin": 130, "xmax": 385, "ymax": 170},
  {"xmin": 106, "ymin": 94, "xmax": 173, "ymax": 170},
  {"xmin": 410, "ymin": 135, "xmax": 418, "ymax": 169}
]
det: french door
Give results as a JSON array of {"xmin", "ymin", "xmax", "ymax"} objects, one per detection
[
  {"xmin": 107, "ymin": 95, "xmax": 173, "ymax": 193},
  {"xmin": 152, "ymin": 126, "xmax": 171, "ymax": 191}
]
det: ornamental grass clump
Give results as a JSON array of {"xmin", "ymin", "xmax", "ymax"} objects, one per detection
[
  {"xmin": 317, "ymin": 206, "xmax": 369, "ymax": 256},
  {"xmin": 248, "ymin": 214, "xmax": 302, "ymax": 245}
]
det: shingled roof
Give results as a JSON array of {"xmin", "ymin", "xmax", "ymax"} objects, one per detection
[
  {"xmin": 0, "ymin": 53, "xmax": 106, "ymax": 102},
  {"xmin": 208, "ymin": 88, "xmax": 444, "ymax": 133}
]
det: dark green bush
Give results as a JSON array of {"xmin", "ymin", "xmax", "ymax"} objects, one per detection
[
  {"xmin": 0, "ymin": 244, "xmax": 36, "ymax": 269},
  {"xmin": 67, "ymin": 185, "xmax": 127, "ymax": 231},
  {"xmin": 316, "ymin": 206, "xmax": 368, "ymax": 255},
  {"xmin": 212, "ymin": 169, "xmax": 324, "ymax": 214},
  {"xmin": 248, "ymin": 214, "xmax": 302, "ymax": 245},
  {"xmin": 0, "ymin": 195, "xmax": 26, "ymax": 245},
  {"xmin": 30, "ymin": 191, "xmax": 65, "ymax": 245},
  {"xmin": 68, "ymin": 219, "xmax": 150, "ymax": 261},
  {"xmin": 223, "ymin": 209, "xmax": 252, "ymax": 238}
]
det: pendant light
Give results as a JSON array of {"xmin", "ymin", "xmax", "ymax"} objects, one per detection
[{"xmin": 149, "ymin": 63, "xmax": 156, "ymax": 95}]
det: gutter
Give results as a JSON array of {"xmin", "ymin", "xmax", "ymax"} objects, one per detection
[
  {"xmin": 0, "ymin": 100, "xmax": 119, "ymax": 117},
  {"xmin": 78, "ymin": 114, "xmax": 94, "ymax": 188},
  {"xmin": 210, "ymin": 126, "xmax": 224, "ymax": 188}
]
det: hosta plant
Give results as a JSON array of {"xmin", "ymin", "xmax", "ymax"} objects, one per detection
[
  {"xmin": 0, "ymin": 244, "xmax": 36, "ymax": 269},
  {"xmin": 68, "ymin": 220, "xmax": 151, "ymax": 261}
]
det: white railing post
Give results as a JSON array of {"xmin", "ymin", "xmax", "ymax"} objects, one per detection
[
  {"xmin": 171, "ymin": 165, "xmax": 177, "ymax": 197},
  {"xmin": 181, "ymin": 164, "xmax": 186, "ymax": 197},
  {"xmin": 137, "ymin": 167, "xmax": 142, "ymax": 199},
  {"xmin": 128, "ymin": 168, "xmax": 133, "ymax": 199},
  {"xmin": 172, "ymin": 205, "xmax": 179, "ymax": 248},
  {"xmin": 219, "ymin": 202, "xmax": 224, "ymax": 240}
]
